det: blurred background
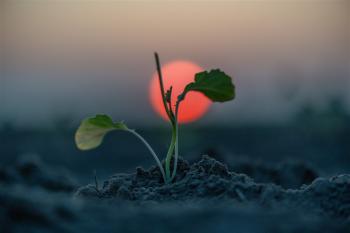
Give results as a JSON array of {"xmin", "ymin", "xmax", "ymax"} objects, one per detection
[{"xmin": 1, "ymin": 0, "xmax": 349, "ymax": 182}]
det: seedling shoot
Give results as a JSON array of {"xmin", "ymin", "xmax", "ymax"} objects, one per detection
[{"xmin": 74, "ymin": 53, "xmax": 235, "ymax": 183}]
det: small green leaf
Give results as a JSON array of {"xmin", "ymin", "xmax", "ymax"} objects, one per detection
[
  {"xmin": 180, "ymin": 69, "xmax": 235, "ymax": 102},
  {"xmin": 75, "ymin": 114, "xmax": 128, "ymax": 150}
]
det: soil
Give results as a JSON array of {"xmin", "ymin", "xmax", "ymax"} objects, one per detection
[{"xmin": 1, "ymin": 155, "xmax": 350, "ymax": 233}]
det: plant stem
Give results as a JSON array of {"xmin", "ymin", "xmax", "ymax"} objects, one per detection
[
  {"xmin": 154, "ymin": 52, "xmax": 177, "ymax": 183},
  {"xmin": 154, "ymin": 52, "xmax": 174, "ymax": 123},
  {"xmin": 126, "ymin": 128, "xmax": 166, "ymax": 182},
  {"xmin": 171, "ymin": 102, "xmax": 181, "ymax": 180},
  {"xmin": 165, "ymin": 124, "xmax": 176, "ymax": 182}
]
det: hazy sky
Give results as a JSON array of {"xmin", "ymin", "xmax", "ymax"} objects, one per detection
[{"xmin": 1, "ymin": 0, "xmax": 349, "ymax": 127}]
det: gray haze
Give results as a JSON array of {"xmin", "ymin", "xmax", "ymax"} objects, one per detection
[{"xmin": 1, "ymin": 0, "xmax": 349, "ymax": 128}]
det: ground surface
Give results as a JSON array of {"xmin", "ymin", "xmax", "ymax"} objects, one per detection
[{"xmin": 1, "ymin": 154, "xmax": 349, "ymax": 233}]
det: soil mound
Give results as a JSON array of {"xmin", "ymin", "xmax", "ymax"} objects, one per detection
[{"xmin": 76, "ymin": 155, "xmax": 350, "ymax": 219}]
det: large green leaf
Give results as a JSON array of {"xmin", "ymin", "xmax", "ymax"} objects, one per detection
[
  {"xmin": 75, "ymin": 114, "xmax": 128, "ymax": 150},
  {"xmin": 179, "ymin": 69, "xmax": 235, "ymax": 102}
]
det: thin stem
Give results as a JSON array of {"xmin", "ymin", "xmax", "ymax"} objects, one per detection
[
  {"xmin": 154, "ymin": 52, "xmax": 174, "ymax": 123},
  {"xmin": 171, "ymin": 121, "xmax": 179, "ymax": 180},
  {"xmin": 168, "ymin": 102, "xmax": 175, "ymax": 120},
  {"xmin": 165, "ymin": 124, "xmax": 176, "ymax": 182},
  {"xmin": 167, "ymin": 87, "xmax": 175, "ymax": 119},
  {"xmin": 171, "ymin": 102, "xmax": 181, "ymax": 180},
  {"xmin": 126, "ymin": 128, "xmax": 166, "ymax": 182},
  {"xmin": 154, "ymin": 52, "xmax": 177, "ymax": 183}
]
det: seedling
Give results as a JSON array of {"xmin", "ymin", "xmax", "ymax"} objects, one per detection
[{"xmin": 75, "ymin": 53, "xmax": 235, "ymax": 183}]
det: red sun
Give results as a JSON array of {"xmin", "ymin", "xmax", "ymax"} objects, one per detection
[{"xmin": 149, "ymin": 60, "xmax": 211, "ymax": 123}]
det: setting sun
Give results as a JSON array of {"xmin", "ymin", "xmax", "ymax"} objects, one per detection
[{"xmin": 149, "ymin": 61, "xmax": 211, "ymax": 123}]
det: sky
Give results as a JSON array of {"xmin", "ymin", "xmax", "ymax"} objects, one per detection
[{"xmin": 1, "ymin": 0, "xmax": 349, "ymax": 127}]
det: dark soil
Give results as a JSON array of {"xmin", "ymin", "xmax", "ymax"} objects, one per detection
[
  {"xmin": 76, "ymin": 155, "xmax": 350, "ymax": 219},
  {"xmin": 1, "ymin": 155, "xmax": 350, "ymax": 233}
]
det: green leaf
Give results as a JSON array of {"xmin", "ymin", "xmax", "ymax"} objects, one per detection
[
  {"xmin": 75, "ymin": 114, "xmax": 128, "ymax": 150},
  {"xmin": 180, "ymin": 69, "xmax": 235, "ymax": 102}
]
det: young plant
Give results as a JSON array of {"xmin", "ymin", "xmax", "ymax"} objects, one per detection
[{"xmin": 75, "ymin": 53, "xmax": 235, "ymax": 184}]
